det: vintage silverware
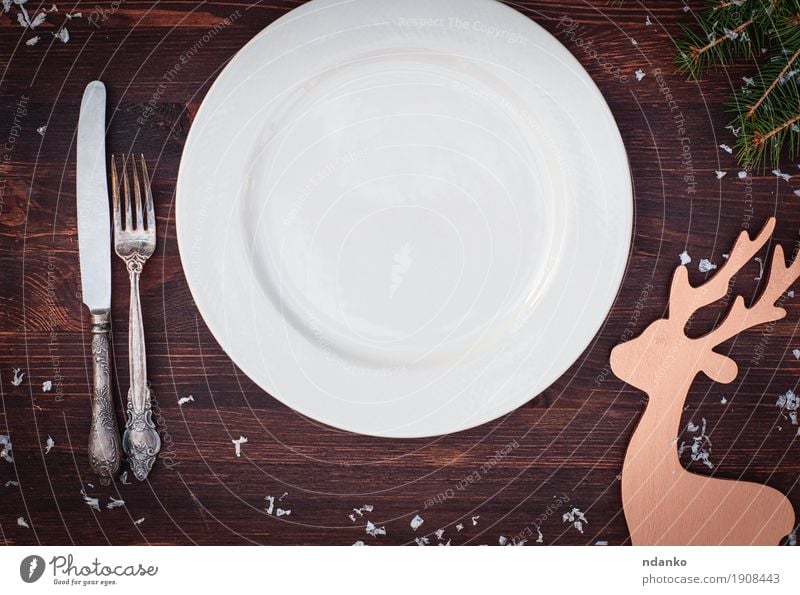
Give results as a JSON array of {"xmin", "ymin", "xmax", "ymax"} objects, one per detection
[
  {"xmin": 77, "ymin": 81, "xmax": 121, "ymax": 486},
  {"xmin": 111, "ymin": 154, "xmax": 160, "ymax": 481}
]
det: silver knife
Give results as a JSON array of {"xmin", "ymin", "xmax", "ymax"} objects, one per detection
[{"xmin": 77, "ymin": 80, "xmax": 121, "ymax": 486}]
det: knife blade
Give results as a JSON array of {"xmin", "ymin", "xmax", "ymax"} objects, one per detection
[
  {"xmin": 77, "ymin": 80, "xmax": 120, "ymax": 486},
  {"xmin": 77, "ymin": 80, "xmax": 111, "ymax": 313}
]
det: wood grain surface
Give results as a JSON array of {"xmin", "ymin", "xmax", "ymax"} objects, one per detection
[{"xmin": 0, "ymin": 0, "xmax": 798, "ymax": 546}]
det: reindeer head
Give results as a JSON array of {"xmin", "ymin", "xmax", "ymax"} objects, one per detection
[{"xmin": 611, "ymin": 218, "xmax": 800, "ymax": 394}]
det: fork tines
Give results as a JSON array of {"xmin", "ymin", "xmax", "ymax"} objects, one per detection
[{"xmin": 110, "ymin": 154, "xmax": 155, "ymax": 236}]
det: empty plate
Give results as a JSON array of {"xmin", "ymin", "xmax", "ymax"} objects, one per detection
[{"xmin": 176, "ymin": 0, "xmax": 632, "ymax": 437}]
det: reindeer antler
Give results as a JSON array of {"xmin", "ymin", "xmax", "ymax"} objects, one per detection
[
  {"xmin": 705, "ymin": 242, "xmax": 800, "ymax": 347},
  {"xmin": 668, "ymin": 218, "xmax": 776, "ymax": 324}
]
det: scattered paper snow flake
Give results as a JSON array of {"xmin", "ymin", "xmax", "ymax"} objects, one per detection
[
  {"xmin": 0, "ymin": 434, "xmax": 13, "ymax": 463},
  {"xmin": 562, "ymin": 507, "xmax": 588, "ymax": 534},
  {"xmin": 715, "ymin": 170, "xmax": 727, "ymax": 179},
  {"xmin": 726, "ymin": 124, "xmax": 741, "ymax": 137},
  {"xmin": 17, "ymin": 516, "xmax": 30, "ymax": 528},
  {"xmin": 350, "ymin": 504, "xmax": 374, "ymax": 521},
  {"xmin": 720, "ymin": 144, "xmax": 733, "ymax": 154},
  {"xmin": 231, "ymin": 436, "xmax": 247, "ymax": 457},
  {"xmin": 134, "ymin": 517, "xmax": 145, "ymax": 525},
  {"xmin": 720, "ymin": 396, "xmax": 728, "ymax": 404},
  {"xmin": 107, "ymin": 497, "xmax": 125, "ymax": 509},
  {"xmin": 679, "ymin": 417, "xmax": 713, "ymax": 468},
  {"xmin": 29, "ymin": 10, "xmax": 44, "ymax": 27},
  {"xmin": 5, "ymin": 480, "xmax": 19, "ymax": 487},
  {"xmin": 455, "ymin": 523, "xmax": 464, "ymax": 532},
  {"xmin": 630, "ymin": 37, "xmax": 638, "ymax": 45},
  {"xmin": 263, "ymin": 493, "xmax": 291, "ymax": 516},
  {"xmin": 119, "ymin": 471, "xmax": 130, "ymax": 485},
  {"xmin": 780, "ymin": 69, "xmax": 800, "ymax": 84},
  {"xmin": 793, "ymin": 350, "xmax": 800, "ymax": 360},
  {"xmin": 789, "ymin": 290, "xmax": 796, "ymax": 298},
  {"xmin": 44, "ymin": 435, "xmax": 54, "ymax": 454},
  {"xmin": 26, "ymin": 35, "xmax": 38, "ymax": 46},
  {"xmin": 683, "ymin": 5, "xmax": 690, "ymax": 11},
  {"xmin": 435, "ymin": 528, "xmax": 445, "ymax": 540},
  {"xmin": 410, "ymin": 514, "xmax": 424, "ymax": 531},
  {"xmin": 634, "ymin": 68, "xmax": 645, "ymax": 81},
  {"xmin": 415, "ymin": 536, "xmax": 429, "ymax": 546},
  {"xmin": 65, "ymin": 11, "xmax": 81, "ymax": 19},
  {"xmin": 595, "ymin": 540, "xmax": 609, "ymax": 545},
  {"xmin": 788, "ymin": 532, "xmax": 797, "ymax": 546},
  {"xmin": 42, "ymin": 380, "xmax": 52, "ymax": 392},
  {"xmin": 536, "ymin": 526, "xmax": 544, "ymax": 543},
  {"xmin": 501, "ymin": 535, "xmax": 526, "ymax": 546},
  {"xmin": 645, "ymin": 15, "xmax": 652, "ymax": 26},
  {"xmin": 55, "ymin": 26, "xmax": 68, "ymax": 43},
  {"xmin": 772, "ymin": 169, "xmax": 792, "ymax": 182},
  {"xmin": 35, "ymin": 125, "xmax": 46, "ymax": 136},
  {"xmin": 11, "ymin": 368, "xmax": 24, "ymax": 386},
  {"xmin": 723, "ymin": 27, "xmax": 740, "ymax": 40},
  {"xmin": 722, "ymin": 253, "xmax": 730, "ymax": 260},
  {"xmin": 776, "ymin": 389, "xmax": 799, "ymax": 426},
  {"xmin": 679, "ymin": 251, "xmax": 691, "ymax": 266},
  {"xmin": 698, "ymin": 259, "xmax": 717, "ymax": 273},
  {"xmin": 794, "ymin": 190, "xmax": 800, "ymax": 198},
  {"xmin": 2, "ymin": 0, "xmax": 11, "ymax": 13},
  {"xmin": 472, "ymin": 515, "xmax": 480, "ymax": 526},
  {"xmin": 738, "ymin": 171, "xmax": 748, "ymax": 179},
  {"xmin": 177, "ymin": 395, "xmax": 194, "ymax": 406},
  {"xmin": 81, "ymin": 489, "xmax": 100, "ymax": 511},
  {"xmin": 438, "ymin": 539, "xmax": 451, "ymax": 546},
  {"xmin": 742, "ymin": 76, "xmax": 754, "ymax": 86},
  {"xmin": 365, "ymin": 520, "xmax": 386, "ymax": 537},
  {"xmin": 352, "ymin": 540, "xmax": 366, "ymax": 546}
]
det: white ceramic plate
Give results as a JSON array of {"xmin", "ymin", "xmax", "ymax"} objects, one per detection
[{"xmin": 177, "ymin": 0, "xmax": 632, "ymax": 437}]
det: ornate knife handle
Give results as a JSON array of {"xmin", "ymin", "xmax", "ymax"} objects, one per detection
[
  {"xmin": 88, "ymin": 312, "xmax": 121, "ymax": 486},
  {"xmin": 122, "ymin": 256, "xmax": 161, "ymax": 481}
]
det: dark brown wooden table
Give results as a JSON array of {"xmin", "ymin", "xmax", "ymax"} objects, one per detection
[{"xmin": 1, "ymin": 0, "xmax": 798, "ymax": 546}]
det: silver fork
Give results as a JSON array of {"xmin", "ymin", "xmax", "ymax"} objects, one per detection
[{"xmin": 111, "ymin": 154, "xmax": 161, "ymax": 481}]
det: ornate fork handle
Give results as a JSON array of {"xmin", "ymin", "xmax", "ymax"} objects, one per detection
[
  {"xmin": 88, "ymin": 312, "xmax": 121, "ymax": 486},
  {"xmin": 122, "ymin": 253, "xmax": 161, "ymax": 480}
]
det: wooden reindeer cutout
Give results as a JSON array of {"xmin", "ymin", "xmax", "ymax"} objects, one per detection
[{"xmin": 611, "ymin": 218, "xmax": 797, "ymax": 545}]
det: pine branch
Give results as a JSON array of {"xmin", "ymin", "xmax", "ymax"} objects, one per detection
[
  {"xmin": 726, "ymin": 0, "xmax": 800, "ymax": 167},
  {"xmin": 678, "ymin": 18, "xmax": 755, "ymax": 74},
  {"xmin": 756, "ymin": 113, "xmax": 800, "ymax": 145},
  {"xmin": 746, "ymin": 46, "xmax": 800, "ymax": 116},
  {"xmin": 733, "ymin": 80, "xmax": 800, "ymax": 167},
  {"xmin": 618, "ymin": 0, "xmax": 800, "ymax": 168},
  {"xmin": 675, "ymin": 0, "xmax": 768, "ymax": 78}
]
